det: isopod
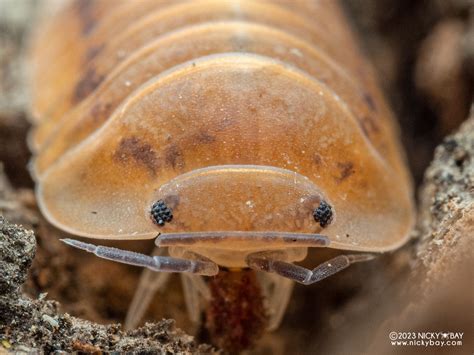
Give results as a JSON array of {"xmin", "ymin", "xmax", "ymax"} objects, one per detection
[{"xmin": 29, "ymin": 0, "xmax": 414, "ymax": 350}]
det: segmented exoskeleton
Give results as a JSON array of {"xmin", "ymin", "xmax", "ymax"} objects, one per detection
[{"xmin": 29, "ymin": 0, "xmax": 414, "ymax": 350}]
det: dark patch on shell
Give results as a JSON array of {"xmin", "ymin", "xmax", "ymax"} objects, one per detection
[
  {"xmin": 150, "ymin": 200, "xmax": 173, "ymax": 226},
  {"xmin": 114, "ymin": 137, "xmax": 160, "ymax": 175},
  {"xmin": 85, "ymin": 44, "xmax": 104, "ymax": 62},
  {"xmin": 336, "ymin": 161, "xmax": 355, "ymax": 182},
  {"xmin": 73, "ymin": 67, "xmax": 104, "ymax": 103},
  {"xmin": 75, "ymin": 0, "xmax": 96, "ymax": 36},
  {"xmin": 313, "ymin": 201, "xmax": 333, "ymax": 228},
  {"xmin": 193, "ymin": 131, "xmax": 216, "ymax": 144},
  {"xmin": 165, "ymin": 145, "xmax": 184, "ymax": 170},
  {"xmin": 359, "ymin": 115, "xmax": 380, "ymax": 138},
  {"xmin": 362, "ymin": 92, "xmax": 377, "ymax": 112},
  {"xmin": 313, "ymin": 153, "xmax": 323, "ymax": 166}
]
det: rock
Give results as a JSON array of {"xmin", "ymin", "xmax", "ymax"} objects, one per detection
[
  {"xmin": 367, "ymin": 111, "xmax": 474, "ymax": 355},
  {"xmin": 0, "ymin": 217, "xmax": 35, "ymax": 296},
  {"xmin": 416, "ymin": 113, "xmax": 474, "ymax": 275}
]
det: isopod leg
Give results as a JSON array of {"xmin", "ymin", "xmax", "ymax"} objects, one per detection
[
  {"xmin": 61, "ymin": 239, "xmax": 219, "ymax": 275},
  {"xmin": 257, "ymin": 272, "xmax": 294, "ymax": 330},
  {"xmin": 181, "ymin": 274, "xmax": 203, "ymax": 324},
  {"xmin": 247, "ymin": 251, "xmax": 375, "ymax": 285},
  {"xmin": 178, "ymin": 251, "xmax": 213, "ymax": 324},
  {"xmin": 125, "ymin": 247, "xmax": 171, "ymax": 330}
]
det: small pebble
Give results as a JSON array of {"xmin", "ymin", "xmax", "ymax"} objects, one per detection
[{"xmin": 41, "ymin": 314, "xmax": 59, "ymax": 329}]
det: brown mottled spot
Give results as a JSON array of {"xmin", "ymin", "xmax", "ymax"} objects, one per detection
[
  {"xmin": 362, "ymin": 92, "xmax": 377, "ymax": 112},
  {"xmin": 271, "ymin": 97, "xmax": 289, "ymax": 112},
  {"xmin": 193, "ymin": 131, "xmax": 216, "ymax": 144},
  {"xmin": 359, "ymin": 115, "xmax": 380, "ymax": 138},
  {"xmin": 114, "ymin": 137, "xmax": 160, "ymax": 175},
  {"xmin": 85, "ymin": 44, "xmax": 104, "ymax": 62},
  {"xmin": 358, "ymin": 180, "xmax": 369, "ymax": 190},
  {"xmin": 218, "ymin": 116, "xmax": 236, "ymax": 130},
  {"xmin": 165, "ymin": 145, "xmax": 184, "ymax": 170},
  {"xmin": 248, "ymin": 105, "xmax": 257, "ymax": 114},
  {"xmin": 73, "ymin": 67, "xmax": 104, "ymax": 103},
  {"xmin": 313, "ymin": 153, "xmax": 323, "ymax": 166},
  {"xmin": 75, "ymin": 0, "xmax": 96, "ymax": 36},
  {"xmin": 336, "ymin": 162, "xmax": 355, "ymax": 182}
]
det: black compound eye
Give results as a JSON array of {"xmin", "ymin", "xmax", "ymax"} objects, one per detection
[
  {"xmin": 313, "ymin": 201, "xmax": 333, "ymax": 228},
  {"xmin": 151, "ymin": 200, "xmax": 173, "ymax": 226}
]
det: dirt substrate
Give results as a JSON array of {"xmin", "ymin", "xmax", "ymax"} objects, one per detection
[{"xmin": 1, "ymin": 0, "xmax": 473, "ymax": 354}]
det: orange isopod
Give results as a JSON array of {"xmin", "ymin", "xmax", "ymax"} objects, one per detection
[{"xmin": 29, "ymin": 0, "xmax": 414, "ymax": 350}]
